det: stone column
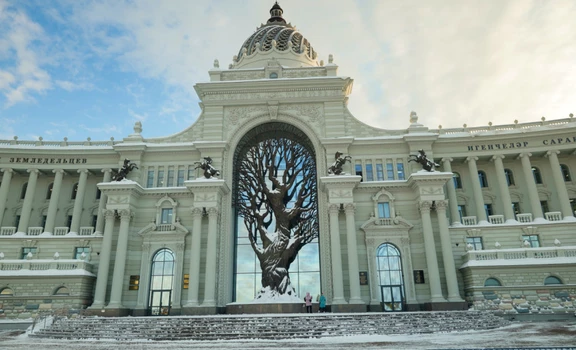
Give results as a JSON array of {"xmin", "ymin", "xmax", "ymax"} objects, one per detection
[
  {"xmin": 435, "ymin": 200, "xmax": 463, "ymax": 302},
  {"xmin": 172, "ymin": 242, "xmax": 186, "ymax": 309},
  {"xmin": 70, "ymin": 169, "xmax": 89, "ymax": 234},
  {"xmin": 185, "ymin": 207, "xmax": 203, "ymax": 306},
  {"xmin": 18, "ymin": 169, "xmax": 40, "ymax": 233},
  {"xmin": 519, "ymin": 153, "xmax": 544, "ymax": 220},
  {"xmin": 0, "ymin": 168, "xmax": 14, "ymax": 226},
  {"xmin": 91, "ymin": 209, "xmax": 116, "ymax": 308},
  {"xmin": 491, "ymin": 155, "xmax": 516, "ymax": 223},
  {"xmin": 344, "ymin": 203, "xmax": 363, "ymax": 304},
  {"xmin": 546, "ymin": 151, "xmax": 575, "ymax": 220},
  {"xmin": 44, "ymin": 169, "xmax": 65, "ymax": 234},
  {"xmin": 419, "ymin": 201, "xmax": 446, "ymax": 302},
  {"xmin": 94, "ymin": 169, "xmax": 113, "ymax": 235},
  {"xmin": 202, "ymin": 207, "xmax": 218, "ymax": 306},
  {"xmin": 107, "ymin": 209, "xmax": 132, "ymax": 309},
  {"xmin": 328, "ymin": 204, "xmax": 346, "ymax": 304},
  {"xmin": 441, "ymin": 158, "xmax": 462, "ymax": 226},
  {"xmin": 465, "ymin": 156, "xmax": 488, "ymax": 223},
  {"xmin": 135, "ymin": 243, "xmax": 152, "ymax": 310}
]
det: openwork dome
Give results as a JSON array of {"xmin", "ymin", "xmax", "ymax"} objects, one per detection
[{"xmin": 233, "ymin": 3, "xmax": 319, "ymax": 69}]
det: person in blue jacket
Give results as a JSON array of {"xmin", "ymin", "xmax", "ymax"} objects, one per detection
[{"xmin": 319, "ymin": 292, "xmax": 327, "ymax": 313}]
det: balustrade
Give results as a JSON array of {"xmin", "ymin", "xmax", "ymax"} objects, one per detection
[
  {"xmin": 0, "ymin": 259, "xmax": 93, "ymax": 273},
  {"xmin": 488, "ymin": 215, "xmax": 504, "ymax": 224},
  {"xmin": 375, "ymin": 218, "xmax": 394, "ymax": 226},
  {"xmin": 516, "ymin": 213, "xmax": 533, "ymax": 223},
  {"xmin": 79, "ymin": 227, "xmax": 94, "ymax": 236},
  {"xmin": 54, "ymin": 227, "xmax": 68, "ymax": 236},
  {"xmin": 544, "ymin": 211, "xmax": 562, "ymax": 221},
  {"xmin": 463, "ymin": 246, "xmax": 576, "ymax": 264},
  {"xmin": 27, "ymin": 227, "xmax": 43, "ymax": 236},
  {"xmin": 0, "ymin": 227, "xmax": 16, "ymax": 235},
  {"xmin": 462, "ymin": 216, "xmax": 477, "ymax": 225}
]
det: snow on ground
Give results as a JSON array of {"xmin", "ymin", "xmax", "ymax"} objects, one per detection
[{"xmin": 0, "ymin": 321, "xmax": 575, "ymax": 349}]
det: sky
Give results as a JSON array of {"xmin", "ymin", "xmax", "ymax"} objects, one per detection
[{"xmin": 0, "ymin": 0, "xmax": 575, "ymax": 142}]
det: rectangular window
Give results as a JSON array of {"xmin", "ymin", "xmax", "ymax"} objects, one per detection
[
  {"xmin": 92, "ymin": 215, "xmax": 98, "ymax": 228},
  {"xmin": 571, "ymin": 198, "xmax": 576, "ymax": 216},
  {"xmin": 183, "ymin": 274, "xmax": 190, "ymax": 289},
  {"xmin": 365, "ymin": 163, "xmax": 374, "ymax": 181},
  {"xmin": 466, "ymin": 237, "xmax": 483, "ymax": 250},
  {"xmin": 396, "ymin": 162, "xmax": 405, "ymax": 180},
  {"xmin": 161, "ymin": 208, "xmax": 173, "ymax": 224},
  {"xmin": 386, "ymin": 162, "xmax": 394, "ymax": 180},
  {"xmin": 177, "ymin": 169, "xmax": 185, "ymax": 186},
  {"xmin": 188, "ymin": 167, "xmax": 195, "ymax": 180},
  {"xmin": 376, "ymin": 163, "xmax": 384, "ymax": 181},
  {"xmin": 21, "ymin": 247, "xmax": 37, "ymax": 259},
  {"xmin": 157, "ymin": 169, "xmax": 165, "ymax": 187},
  {"xmin": 378, "ymin": 203, "xmax": 391, "ymax": 218},
  {"xmin": 484, "ymin": 204, "xmax": 493, "ymax": 217},
  {"xmin": 74, "ymin": 247, "xmax": 90, "ymax": 260},
  {"xmin": 512, "ymin": 202, "xmax": 521, "ymax": 216},
  {"xmin": 355, "ymin": 163, "xmax": 363, "ymax": 181},
  {"xmin": 41, "ymin": 215, "xmax": 47, "ymax": 228},
  {"xmin": 96, "ymin": 189, "xmax": 101, "ymax": 200},
  {"xmin": 129, "ymin": 275, "xmax": 140, "ymax": 291},
  {"xmin": 458, "ymin": 205, "xmax": 467, "ymax": 221},
  {"xmin": 147, "ymin": 169, "xmax": 154, "ymax": 188},
  {"xmin": 540, "ymin": 201, "xmax": 549, "ymax": 214},
  {"xmin": 67, "ymin": 215, "xmax": 73, "ymax": 229},
  {"xmin": 15, "ymin": 215, "xmax": 20, "ymax": 228},
  {"xmin": 522, "ymin": 234, "xmax": 540, "ymax": 248},
  {"xmin": 167, "ymin": 169, "xmax": 175, "ymax": 187}
]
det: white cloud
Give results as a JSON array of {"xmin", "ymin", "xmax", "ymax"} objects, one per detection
[{"xmin": 55, "ymin": 80, "xmax": 94, "ymax": 91}]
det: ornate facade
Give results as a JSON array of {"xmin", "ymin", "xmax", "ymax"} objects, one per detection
[{"xmin": 1, "ymin": 4, "xmax": 575, "ymax": 318}]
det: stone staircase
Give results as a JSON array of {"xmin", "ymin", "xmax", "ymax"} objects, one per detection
[{"xmin": 30, "ymin": 311, "xmax": 508, "ymax": 341}]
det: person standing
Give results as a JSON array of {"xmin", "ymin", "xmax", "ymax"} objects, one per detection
[
  {"xmin": 304, "ymin": 292, "xmax": 313, "ymax": 313},
  {"xmin": 319, "ymin": 292, "xmax": 327, "ymax": 313}
]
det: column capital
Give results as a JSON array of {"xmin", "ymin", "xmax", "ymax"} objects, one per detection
[
  {"xmin": 103, "ymin": 209, "xmax": 116, "ymax": 219},
  {"xmin": 191, "ymin": 207, "xmax": 203, "ymax": 217},
  {"xmin": 77, "ymin": 168, "xmax": 90, "ymax": 175},
  {"xmin": 435, "ymin": 200, "xmax": 449, "ymax": 211},
  {"xmin": 465, "ymin": 156, "xmax": 478, "ymax": 163},
  {"xmin": 102, "ymin": 168, "xmax": 113, "ymax": 174},
  {"xmin": 344, "ymin": 203, "xmax": 355, "ymax": 214},
  {"xmin": 52, "ymin": 169, "xmax": 66, "ymax": 175},
  {"xmin": 491, "ymin": 155, "xmax": 505, "ymax": 161},
  {"xmin": 419, "ymin": 200, "xmax": 433, "ymax": 213},
  {"xmin": 27, "ymin": 168, "xmax": 40, "ymax": 175},
  {"xmin": 1, "ymin": 168, "xmax": 14, "ymax": 174},
  {"xmin": 545, "ymin": 150, "xmax": 560, "ymax": 158},
  {"xmin": 207, "ymin": 207, "xmax": 219, "ymax": 217},
  {"xmin": 441, "ymin": 157, "xmax": 453, "ymax": 163},
  {"xmin": 328, "ymin": 204, "xmax": 340, "ymax": 214},
  {"xmin": 118, "ymin": 209, "xmax": 133, "ymax": 219},
  {"xmin": 518, "ymin": 152, "xmax": 532, "ymax": 159}
]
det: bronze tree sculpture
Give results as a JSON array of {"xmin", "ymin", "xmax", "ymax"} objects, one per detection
[{"xmin": 237, "ymin": 137, "xmax": 318, "ymax": 298}]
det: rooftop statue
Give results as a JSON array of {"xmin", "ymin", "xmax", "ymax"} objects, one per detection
[
  {"xmin": 328, "ymin": 151, "xmax": 352, "ymax": 175},
  {"xmin": 113, "ymin": 159, "xmax": 138, "ymax": 181},
  {"xmin": 408, "ymin": 149, "xmax": 439, "ymax": 172},
  {"xmin": 194, "ymin": 157, "xmax": 220, "ymax": 179}
]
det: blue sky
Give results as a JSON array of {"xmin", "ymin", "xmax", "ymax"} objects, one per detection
[{"xmin": 1, "ymin": 0, "xmax": 575, "ymax": 141}]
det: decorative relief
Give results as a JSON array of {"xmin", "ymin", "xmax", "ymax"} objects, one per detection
[
  {"xmin": 282, "ymin": 69, "xmax": 326, "ymax": 78},
  {"xmin": 142, "ymin": 243, "xmax": 151, "ymax": 252},
  {"xmin": 176, "ymin": 242, "xmax": 185, "ymax": 252},
  {"xmin": 221, "ymin": 71, "xmax": 266, "ymax": 81},
  {"xmin": 204, "ymin": 89, "xmax": 342, "ymax": 102},
  {"xmin": 108, "ymin": 196, "xmax": 129, "ymax": 204},
  {"xmin": 329, "ymin": 189, "xmax": 352, "ymax": 198},
  {"xmin": 420, "ymin": 187, "xmax": 443, "ymax": 195},
  {"xmin": 227, "ymin": 106, "xmax": 268, "ymax": 126},
  {"xmin": 195, "ymin": 194, "xmax": 216, "ymax": 202},
  {"xmin": 279, "ymin": 104, "xmax": 324, "ymax": 128}
]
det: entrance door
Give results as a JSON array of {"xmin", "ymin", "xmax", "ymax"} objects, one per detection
[
  {"xmin": 147, "ymin": 248, "xmax": 175, "ymax": 316},
  {"xmin": 381, "ymin": 285, "xmax": 404, "ymax": 311},
  {"xmin": 149, "ymin": 290, "xmax": 172, "ymax": 316}
]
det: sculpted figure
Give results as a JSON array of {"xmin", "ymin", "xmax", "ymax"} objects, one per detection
[
  {"xmin": 113, "ymin": 159, "xmax": 138, "ymax": 181},
  {"xmin": 408, "ymin": 149, "xmax": 439, "ymax": 172},
  {"xmin": 194, "ymin": 157, "xmax": 220, "ymax": 179},
  {"xmin": 328, "ymin": 151, "xmax": 352, "ymax": 175}
]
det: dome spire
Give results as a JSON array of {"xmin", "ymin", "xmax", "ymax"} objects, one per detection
[{"xmin": 267, "ymin": 2, "xmax": 286, "ymax": 25}]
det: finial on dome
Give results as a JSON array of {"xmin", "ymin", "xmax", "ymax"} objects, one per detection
[{"xmin": 268, "ymin": 2, "xmax": 286, "ymax": 24}]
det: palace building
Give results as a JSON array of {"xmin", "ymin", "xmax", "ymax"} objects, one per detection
[{"xmin": 1, "ymin": 3, "xmax": 575, "ymax": 318}]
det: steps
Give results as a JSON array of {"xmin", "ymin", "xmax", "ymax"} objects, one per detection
[{"xmin": 30, "ymin": 311, "xmax": 508, "ymax": 341}]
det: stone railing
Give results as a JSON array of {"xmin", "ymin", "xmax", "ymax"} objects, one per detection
[
  {"xmin": 488, "ymin": 215, "xmax": 504, "ymax": 224},
  {"xmin": 0, "ymin": 227, "xmax": 16, "ymax": 236},
  {"xmin": 0, "ymin": 226, "xmax": 95, "ymax": 236},
  {"xmin": 156, "ymin": 224, "xmax": 175, "ymax": 232},
  {"xmin": 374, "ymin": 218, "xmax": 394, "ymax": 226},
  {"xmin": 463, "ymin": 246, "xmax": 576, "ymax": 264},
  {"xmin": 433, "ymin": 115, "xmax": 575, "ymax": 136},
  {"xmin": 462, "ymin": 216, "xmax": 477, "ymax": 225},
  {"xmin": 516, "ymin": 213, "xmax": 533, "ymax": 223},
  {"xmin": 545, "ymin": 211, "xmax": 562, "ymax": 221},
  {"xmin": 0, "ymin": 259, "xmax": 94, "ymax": 274},
  {"xmin": 79, "ymin": 227, "xmax": 94, "ymax": 236},
  {"xmin": 0, "ymin": 137, "xmax": 117, "ymax": 147},
  {"xmin": 27, "ymin": 227, "xmax": 43, "ymax": 236},
  {"xmin": 54, "ymin": 227, "xmax": 69, "ymax": 236}
]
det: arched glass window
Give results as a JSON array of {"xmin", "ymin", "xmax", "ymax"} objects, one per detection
[
  {"xmin": 478, "ymin": 171, "xmax": 488, "ymax": 187},
  {"xmin": 453, "ymin": 172, "xmax": 462, "ymax": 189},
  {"xmin": 544, "ymin": 276, "xmax": 563, "ymax": 285},
  {"xmin": 46, "ymin": 183, "xmax": 54, "ymax": 200},
  {"xmin": 20, "ymin": 183, "xmax": 28, "ymax": 200},
  {"xmin": 71, "ymin": 183, "xmax": 79, "ymax": 199},
  {"xmin": 376, "ymin": 243, "xmax": 404, "ymax": 311},
  {"xmin": 484, "ymin": 278, "xmax": 502, "ymax": 287},
  {"xmin": 532, "ymin": 167, "xmax": 543, "ymax": 184},
  {"xmin": 0, "ymin": 287, "xmax": 14, "ymax": 296},
  {"xmin": 149, "ymin": 248, "xmax": 175, "ymax": 316},
  {"xmin": 54, "ymin": 286, "xmax": 70, "ymax": 295},
  {"xmin": 560, "ymin": 164, "xmax": 571, "ymax": 182},
  {"xmin": 504, "ymin": 169, "xmax": 515, "ymax": 186}
]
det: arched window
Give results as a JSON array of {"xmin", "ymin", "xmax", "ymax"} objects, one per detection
[
  {"xmin": 532, "ymin": 167, "xmax": 543, "ymax": 184},
  {"xmin": 376, "ymin": 243, "xmax": 404, "ymax": 311},
  {"xmin": 544, "ymin": 276, "xmax": 563, "ymax": 285},
  {"xmin": 71, "ymin": 183, "xmax": 79, "ymax": 199},
  {"xmin": 453, "ymin": 172, "xmax": 462, "ymax": 189},
  {"xmin": 54, "ymin": 286, "xmax": 70, "ymax": 296},
  {"xmin": 484, "ymin": 278, "xmax": 502, "ymax": 287},
  {"xmin": 560, "ymin": 164, "xmax": 571, "ymax": 182},
  {"xmin": 478, "ymin": 171, "xmax": 488, "ymax": 187},
  {"xmin": 0, "ymin": 287, "xmax": 14, "ymax": 296},
  {"xmin": 504, "ymin": 169, "xmax": 515, "ymax": 186},
  {"xmin": 46, "ymin": 183, "xmax": 54, "ymax": 200},
  {"xmin": 20, "ymin": 183, "xmax": 28, "ymax": 199},
  {"xmin": 149, "ymin": 248, "xmax": 175, "ymax": 316}
]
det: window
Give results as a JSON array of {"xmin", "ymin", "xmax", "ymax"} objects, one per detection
[
  {"xmin": 46, "ymin": 183, "xmax": 53, "ymax": 200},
  {"xmin": 41, "ymin": 215, "xmax": 47, "ymax": 228},
  {"xmin": 484, "ymin": 204, "xmax": 493, "ymax": 218},
  {"xmin": 71, "ymin": 183, "xmax": 78, "ymax": 199},
  {"xmin": 269, "ymin": 72, "xmax": 278, "ymax": 79},
  {"xmin": 378, "ymin": 203, "xmax": 391, "ymax": 218},
  {"xmin": 160, "ymin": 208, "xmax": 173, "ymax": 224},
  {"xmin": 183, "ymin": 274, "xmax": 190, "ymax": 289},
  {"xmin": 504, "ymin": 169, "xmax": 515, "ymax": 186},
  {"xmin": 54, "ymin": 286, "xmax": 69, "ymax": 296},
  {"xmin": 21, "ymin": 247, "xmax": 37, "ymax": 259},
  {"xmin": 512, "ymin": 202, "xmax": 521, "ymax": 216},
  {"xmin": 177, "ymin": 169, "xmax": 185, "ymax": 186},
  {"xmin": 167, "ymin": 169, "xmax": 175, "ymax": 187},
  {"xmin": 544, "ymin": 276, "xmax": 563, "ymax": 285},
  {"xmin": 92, "ymin": 215, "xmax": 98, "ymax": 228},
  {"xmin": 540, "ymin": 201, "xmax": 549, "ymax": 214},
  {"xmin": 366, "ymin": 163, "xmax": 374, "ymax": 181},
  {"xmin": 466, "ymin": 237, "xmax": 483, "ymax": 250},
  {"xmin": 386, "ymin": 162, "xmax": 394, "ymax": 180},
  {"xmin": 478, "ymin": 171, "xmax": 488, "ymax": 187},
  {"xmin": 396, "ymin": 162, "xmax": 405, "ymax": 180},
  {"xmin": 157, "ymin": 169, "xmax": 165, "ymax": 187},
  {"xmin": 14, "ymin": 215, "xmax": 20, "ymax": 228},
  {"xmin": 129, "ymin": 275, "xmax": 140, "ymax": 290},
  {"xmin": 0, "ymin": 287, "xmax": 14, "ymax": 297},
  {"xmin": 571, "ymin": 198, "xmax": 576, "ymax": 215},
  {"xmin": 453, "ymin": 172, "xmax": 462, "ymax": 189},
  {"xmin": 458, "ymin": 205, "xmax": 467, "ymax": 220},
  {"xmin": 67, "ymin": 215, "xmax": 73, "ymax": 229},
  {"xmin": 532, "ymin": 167, "xmax": 543, "ymax": 184},
  {"xmin": 188, "ymin": 167, "xmax": 195, "ymax": 180},
  {"xmin": 522, "ymin": 234, "xmax": 540, "ymax": 248},
  {"xmin": 376, "ymin": 163, "xmax": 384, "ymax": 181},
  {"xmin": 560, "ymin": 164, "xmax": 571, "ymax": 182},
  {"xmin": 484, "ymin": 278, "xmax": 502, "ymax": 287},
  {"xmin": 355, "ymin": 163, "xmax": 363, "ymax": 181},
  {"xmin": 96, "ymin": 189, "xmax": 101, "ymax": 200},
  {"xmin": 74, "ymin": 247, "xmax": 90, "ymax": 260},
  {"xmin": 20, "ymin": 183, "xmax": 27, "ymax": 199},
  {"xmin": 147, "ymin": 169, "xmax": 155, "ymax": 188},
  {"xmin": 376, "ymin": 243, "xmax": 405, "ymax": 311}
]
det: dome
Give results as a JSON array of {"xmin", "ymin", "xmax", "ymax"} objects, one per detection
[{"xmin": 233, "ymin": 3, "xmax": 319, "ymax": 69}]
